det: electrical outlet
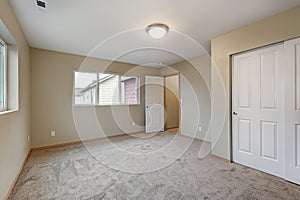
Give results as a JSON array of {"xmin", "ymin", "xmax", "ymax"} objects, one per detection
[
  {"xmin": 198, "ymin": 126, "xmax": 202, "ymax": 132},
  {"xmin": 27, "ymin": 136, "xmax": 30, "ymax": 142},
  {"xmin": 132, "ymin": 122, "xmax": 135, "ymax": 126},
  {"xmin": 50, "ymin": 131, "xmax": 56, "ymax": 137}
]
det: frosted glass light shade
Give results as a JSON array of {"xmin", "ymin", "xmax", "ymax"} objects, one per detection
[{"xmin": 146, "ymin": 23, "xmax": 169, "ymax": 39}]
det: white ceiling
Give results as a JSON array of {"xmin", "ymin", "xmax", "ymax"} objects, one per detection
[{"xmin": 9, "ymin": 0, "xmax": 300, "ymax": 66}]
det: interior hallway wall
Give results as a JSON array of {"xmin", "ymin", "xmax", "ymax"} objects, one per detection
[{"xmin": 161, "ymin": 54, "xmax": 212, "ymax": 141}]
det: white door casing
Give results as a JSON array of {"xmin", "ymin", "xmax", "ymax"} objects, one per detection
[
  {"xmin": 232, "ymin": 44, "xmax": 285, "ymax": 178},
  {"xmin": 145, "ymin": 76, "xmax": 164, "ymax": 133},
  {"xmin": 284, "ymin": 38, "xmax": 300, "ymax": 185}
]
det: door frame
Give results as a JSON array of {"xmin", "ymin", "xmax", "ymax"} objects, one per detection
[{"xmin": 163, "ymin": 73, "xmax": 181, "ymax": 131}]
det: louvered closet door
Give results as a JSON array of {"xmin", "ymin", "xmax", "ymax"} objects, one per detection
[
  {"xmin": 232, "ymin": 44, "xmax": 285, "ymax": 178},
  {"xmin": 285, "ymin": 38, "xmax": 300, "ymax": 185}
]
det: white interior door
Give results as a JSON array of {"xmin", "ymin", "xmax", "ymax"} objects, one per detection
[
  {"xmin": 232, "ymin": 44, "xmax": 285, "ymax": 178},
  {"xmin": 285, "ymin": 38, "xmax": 300, "ymax": 185},
  {"xmin": 145, "ymin": 76, "xmax": 164, "ymax": 133}
]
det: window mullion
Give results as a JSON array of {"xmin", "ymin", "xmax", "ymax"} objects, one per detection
[
  {"xmin": 96, "ymin": 73, "xmax": 99, "ymax": 105},
  {"xmin": 118, "ymin": 75, "xmax": 121, "ymax": 104},
  {"xmin": 4, "ymin": 42, "xmax": 7, "ymax": 110}
]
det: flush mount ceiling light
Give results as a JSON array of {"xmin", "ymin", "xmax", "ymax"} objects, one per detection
[{"xmin": 146, "ymin": 23, "xmax": 169, "ymax": 39}]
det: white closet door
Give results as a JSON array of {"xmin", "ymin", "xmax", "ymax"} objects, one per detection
[
  {"xmin": 285, "ymin": 38, "xmax": 300, "ymax": 185},
  {"xmin": 232, "ymin": 44, "xmax": 285, "ymax": 178},
  {"xmin": 145, "ymin": 76, "xmax": 164, "ymax": 133}
]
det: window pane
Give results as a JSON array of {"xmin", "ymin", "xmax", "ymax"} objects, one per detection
[
  {"xmin": 99, "ymin": 73, "xmax": 121, "ymax": 105},
  {"xmin": 74, "ymin": 72, "xmax": 97, "ymax": 104},
  {"xmin": 97, "ymin": 73, "xmax": 139, "ymax": 105},
  {"xmin": 0, "ymin": 42, "xmax": 5, "ymax": 109},
  {"xmin": 121, "ymin": 76, "xmax": 138, "ymax": 104},
  {"xmin": 74, "ymin": 72, "xmax": 139, "ymax": 106}
]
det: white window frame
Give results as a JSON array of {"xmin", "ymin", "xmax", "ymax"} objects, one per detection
[
  {"xmin": 0, "ymin": 37, "xmax": 7, "ymax": 112},
  {"xmin": 73, "ymin": 71, "xmax": 140, "ymax": 106}
]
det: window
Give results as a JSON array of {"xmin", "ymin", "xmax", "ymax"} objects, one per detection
[
  {"xmin": 74, "ymin": 72, "xmax": 139, "ymax": 105},
  {"xmin": 0, "ymin": 37, "xmax": 7, "ymax": 111}
]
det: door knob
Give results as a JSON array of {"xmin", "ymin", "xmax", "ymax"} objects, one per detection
[{"xmin": 233, "ymin": 112, "xmax": 237, "ymax": 116}]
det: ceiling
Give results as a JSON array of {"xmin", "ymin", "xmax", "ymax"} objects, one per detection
[{"xmin": 9, "ymin": 0, "xmax": 300, "ymax": 66}]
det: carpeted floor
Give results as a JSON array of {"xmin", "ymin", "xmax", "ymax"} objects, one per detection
[{"xmin": 8, "ymin": 130, "xmax": 300, "ymax": 200}]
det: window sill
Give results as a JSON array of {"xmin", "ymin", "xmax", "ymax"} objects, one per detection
[
  {"xmin": 73, "ymin": 104, "xmax": 141, "ymax": 107},
  {"xmin": 0, "ymin": 109, "xmax": 18, "ymax": 115}
]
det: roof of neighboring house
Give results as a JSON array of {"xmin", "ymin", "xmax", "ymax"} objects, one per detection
[{"xmin": 79, "ymin": 74, "xmax": 115, "ymax": 93}]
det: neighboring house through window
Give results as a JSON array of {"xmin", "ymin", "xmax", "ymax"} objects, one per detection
[
  {"xmin": 121, "ymin": 77, "xmax": 137, "ymax": 104},
  {"xmin": 74, "ymin": 72, "xmax": 139, "ymax": 105}
]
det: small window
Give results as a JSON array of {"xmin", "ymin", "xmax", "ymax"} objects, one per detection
[
  {"xmin": 0, "ymin": 37, "xmax": 7, "ymax": 111},
  {"xmin": 74, "ymin": 72, "xmax": 139, "ymax": 105}
]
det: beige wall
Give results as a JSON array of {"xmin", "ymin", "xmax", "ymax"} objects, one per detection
[
  {"xmin": 165, "ymin": 75, "xmax": 179, "ymax": 129},
  {"xmin": 161, "ymin": 54, "xmax": 211, "ymax": 141},
  {"xmin": 30, "ymin": 48, "xmax": 160, "ymax": 148},
  {"xmin": 0, "ymin": 0, "xmax": 31, "ymax": 199},
  {"xmin": 211, "ymin": 5, "xmax": 300, "ymax": 159}
]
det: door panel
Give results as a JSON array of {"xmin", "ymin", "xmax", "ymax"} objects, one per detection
[
  {"xmin": 145, "ymin": 76, "xmax": 164, "ymax": 133},
  {"xmin": 296, "ymin": 125, "xmax": 300, "ymax": 167},
  {"xmin": 238, "ymin": 119, "xmax": 252, "ymax": 153},
  {"xmin": 260, "ymin": 121, "xmax": 277, "ymax": 160},
  {"xmin": 238, "ymin": 58, "xmax": 251, "ymax": 108},
  {"xmin": 285, "ymin": 38, "xmax": 300, "ymax": 185},
  {"xmin": 260, "ymin": 51, "xmax": 278, "ymax": 109},
  {"xmin": 232, "ymin": 43, "xmax": 284, "ymax": 178}
]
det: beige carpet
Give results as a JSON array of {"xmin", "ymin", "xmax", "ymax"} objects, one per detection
[{"xmin": 9, "ymin": 130, "xmax": 300, "ymax": 200}]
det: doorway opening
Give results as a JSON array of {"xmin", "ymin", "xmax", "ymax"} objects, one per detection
[{"xmin": 164, "ymin": 74, "xmax": 180, "ymax": 130}]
